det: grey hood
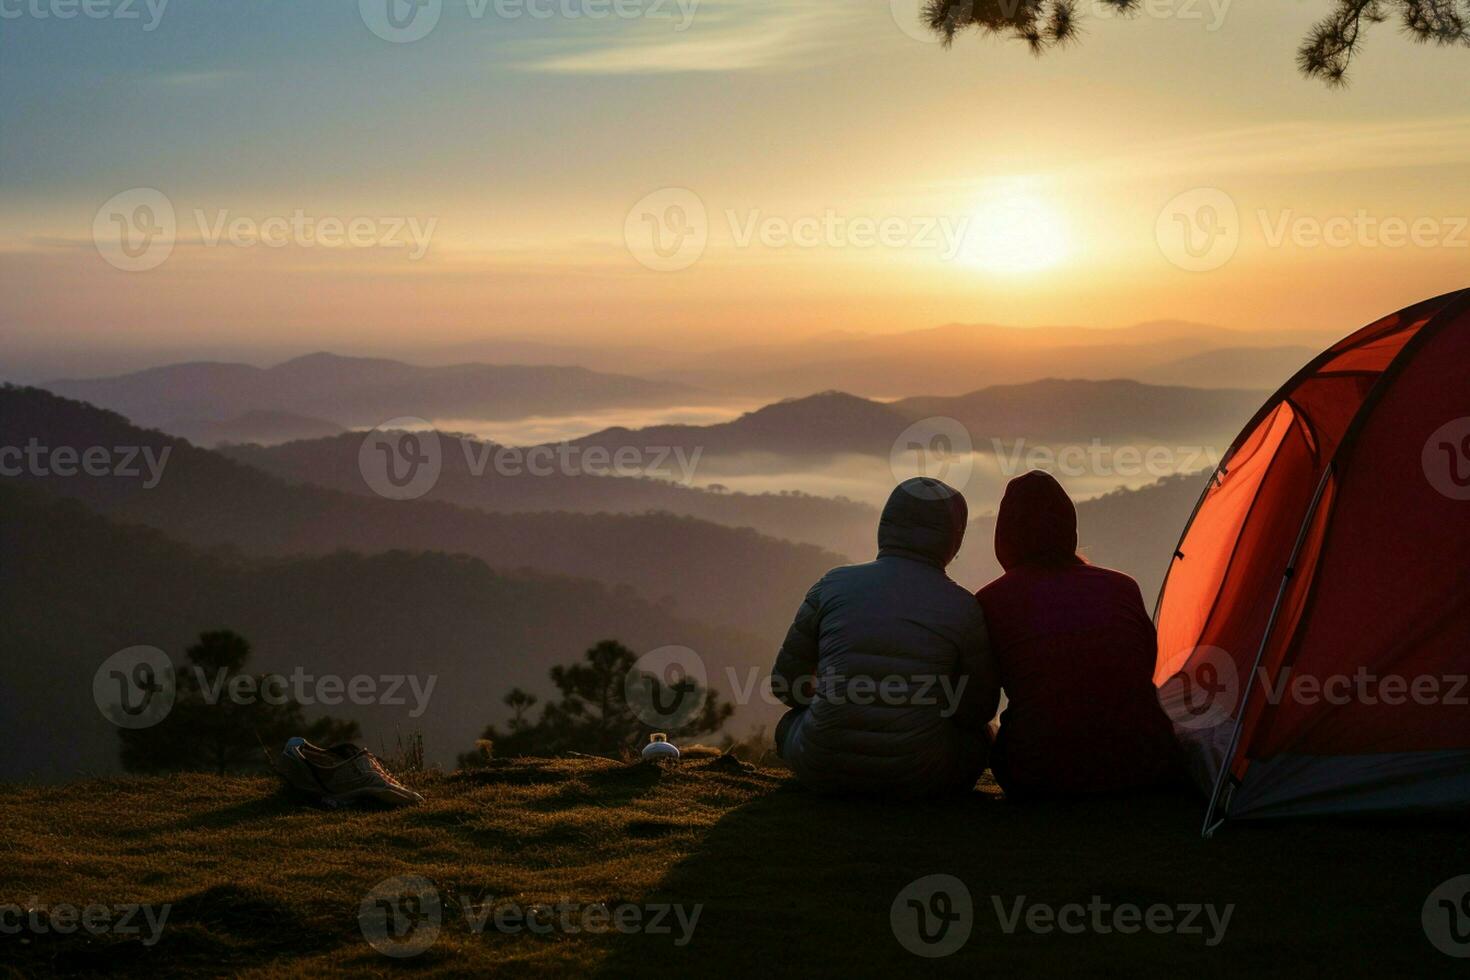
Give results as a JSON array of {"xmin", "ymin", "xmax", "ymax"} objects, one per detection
[{"xmin": 877, "ymin": 477, "xmax": 969, "ymax": 568}]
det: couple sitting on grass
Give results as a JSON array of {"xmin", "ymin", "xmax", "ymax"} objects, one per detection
[{"xmin": 773, "ymin": 471, "xmax": 1178, "ymax": 799}]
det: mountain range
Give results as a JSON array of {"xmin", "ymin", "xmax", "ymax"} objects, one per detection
[
  {"xmin": 41, "ymin": 352, "xmax": 709, "ymax": 435},
  {"xmin": 222, "ymin": 432, "xmax": 879, "ymax": 559},
  {"xmin": 427, "ymin": 320, "xmax": 1338, "ymax": 397},
  {"xmin": 567, "ymin": 380, "xmax": 1261, "ymax": 461},
  {"xmin": 0, "ymin": 386, "xmax": 836, "ymax": 639}
]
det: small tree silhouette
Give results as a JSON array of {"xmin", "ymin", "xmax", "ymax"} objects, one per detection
[
  {"xmin": 461, "ymin": 640, "xmax": 734, "ymax": 761},
  {"xmin": 504, "ymin": 688, "xmax": 539, "ymax": 728},
  {"xmin": 119, "ymin": 631, "xmax": 360, "ymax": 775},
  {"xmin": 925, "ymin": 0, "xmax": 1468, "ymax": 85}
]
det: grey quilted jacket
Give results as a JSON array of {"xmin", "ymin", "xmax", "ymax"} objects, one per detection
[{"xmin": 772, "ymin": 478, "xmax": 999, "ymax": 797}]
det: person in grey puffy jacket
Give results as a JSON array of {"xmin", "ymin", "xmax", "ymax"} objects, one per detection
[{"xmin": 771, "ymin": 477, "xmax": 999, "ymax": 797}]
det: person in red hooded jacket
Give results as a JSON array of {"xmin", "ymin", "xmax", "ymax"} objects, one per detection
[{"xmin": 976, "ymin": 470, "xmax": 1179, "ymax": 798}]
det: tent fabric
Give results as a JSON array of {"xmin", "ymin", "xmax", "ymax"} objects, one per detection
[{"xmin": 1153, "ymin": 288, "xmax": 1470, "ymax": 827}]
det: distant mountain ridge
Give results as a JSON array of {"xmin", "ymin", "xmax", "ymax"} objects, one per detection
[
  {"xmin": 1136, "ymin": 346, "xmax": 1318, "ymax": 389},
  {"xmin": 42, "ymin": 352, "xmax": 707, "ymax": 433},
  {"xmin": 0, "ymin": 385, "xmax": 838, "ymax": 638},
  {"xmin": 167, "ymin": 410, "xmax": 346, "ymax": 447},
  {"xmin": 893, "ymin": 379, "xmax": 1262, "ymax": 445},
  {"xmin": 430, "ymin": 320, "xmax": 1339, "ymax": 397},
  {"xmin": 223, "ymin": 431, "xmax": 878, "ymax": 559},
  {"xmin": 565, "ymin": 379, "xmax": 1261, "ymax": 460},
  {"xmin": 568, "ymin": 391, "xmax": 910, "ymax": 459}
]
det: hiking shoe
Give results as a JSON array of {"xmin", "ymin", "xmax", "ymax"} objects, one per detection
[
  {"xmin": 273, "ymin": 736, "xmax": 330, "ymax": 799},
  {"xmin": 276, "ymin": 737, "xmax": 424, "ymax": 808}
]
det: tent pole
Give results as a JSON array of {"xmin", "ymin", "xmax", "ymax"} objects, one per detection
[
  {"xmin": 1152, "ymin": 463, "xmax": 1226, "ymax": 625},
  {"xmin": 1200, "ymin": 462, "xmax": 1336, "ymax": 838}
]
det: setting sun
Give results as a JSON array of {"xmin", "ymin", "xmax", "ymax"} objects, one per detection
[{"xmin": 959, "ymin": 188, "xmax": 1074, "ymax": 274}]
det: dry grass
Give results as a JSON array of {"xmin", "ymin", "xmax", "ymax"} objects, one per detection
[{"xmin": 2, "ymin": 758, "xmax": 1466, "ymax": 977}]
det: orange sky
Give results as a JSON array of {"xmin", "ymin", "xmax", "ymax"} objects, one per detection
[{"xmin": 2, "ymin": 0, "xmax": 1467, "ymax": 360}]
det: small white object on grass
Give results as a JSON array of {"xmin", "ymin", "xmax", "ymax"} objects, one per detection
[{"xmin": 641, "ymin": 733, "xmax": 680, "ymax": 760}]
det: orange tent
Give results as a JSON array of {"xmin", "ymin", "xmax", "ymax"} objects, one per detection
[{"xmin": 1154, "ymin": 288, "xmax": 1470, "ymax": 833}]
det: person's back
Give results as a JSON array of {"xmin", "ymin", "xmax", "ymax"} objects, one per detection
[
  {"xmin": 772, "ymin": 478, "xmax": 999, "ymax": 798},
  {"xmin": 977, "ymin": 471, "xmax": 1177, "ymax": 798}
]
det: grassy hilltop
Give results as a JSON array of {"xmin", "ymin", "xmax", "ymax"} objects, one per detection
[{"xmin": 2, "ymin": 758, "xmax": 1465, "ymax": 977}]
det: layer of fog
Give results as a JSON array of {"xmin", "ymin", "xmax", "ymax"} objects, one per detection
[
  {"xmin": 678, "ymin": 449, "xmax": 1219, "ymax": 513},
  {"xmin": 429, "ymin": 403, "xmax": 758, "ymax": 446}
]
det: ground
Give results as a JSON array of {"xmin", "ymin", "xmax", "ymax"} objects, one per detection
[{"xmin": 2, "ymin": 757, "xmax": 1466, "ymax": 977}]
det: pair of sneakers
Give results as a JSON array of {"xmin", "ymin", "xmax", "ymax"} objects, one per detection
[{"xmin": 273, "ymin": 737, "xmax": 424, "ymax": 808}]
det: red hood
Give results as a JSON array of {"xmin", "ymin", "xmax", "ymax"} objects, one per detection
[{"xmin": 994, "ymin": 470, "xmax": 1078, "ymax": 571}]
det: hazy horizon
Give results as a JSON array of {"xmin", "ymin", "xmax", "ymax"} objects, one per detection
[{"xmin": 0, "ymin": 311, "xmax": 1351, "ymax": 384}]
